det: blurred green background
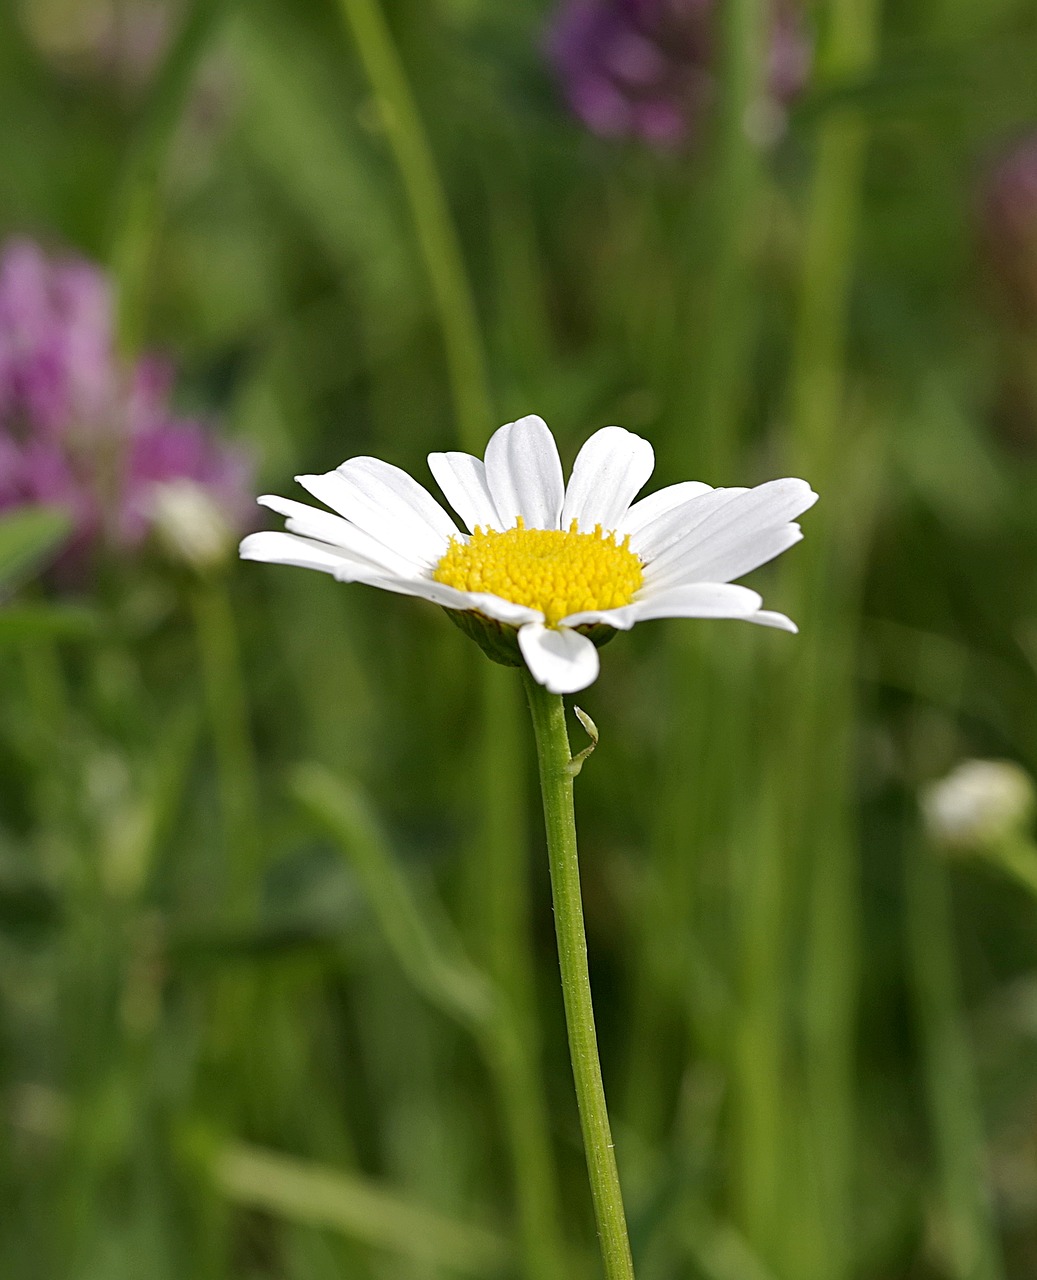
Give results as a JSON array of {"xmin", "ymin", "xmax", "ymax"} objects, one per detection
[{"xmin": 4, "ymin": 0, "xmax": 1037, "ymax": 1276}]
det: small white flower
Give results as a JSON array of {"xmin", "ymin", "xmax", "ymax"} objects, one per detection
[
  {"xmin": 150, "ymin": 478, "xmax": 236, "ymax": 571},
  {"xmin": 240, "ymin": 415, "xmax": 817, "ymax": 693},
  {"xmin": 921, "ymin": 759, "xmax": 1035, "ymax": 851}
]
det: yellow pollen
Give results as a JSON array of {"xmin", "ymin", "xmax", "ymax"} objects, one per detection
[{"xmin": 433, "ymin": 516, "xmax": 644, "ymax": 628}]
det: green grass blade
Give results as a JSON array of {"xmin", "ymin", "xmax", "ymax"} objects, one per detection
[{"xmin": 213, "ymin": 1142, "xmax": 511, "ymax": 1274}]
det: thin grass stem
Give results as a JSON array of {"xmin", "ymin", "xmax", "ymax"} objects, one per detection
[
  {"xmin": 292, "ymin": 763, "xmax": 567, "ymax": 1280},
  {"xmin": 109, "ymin": 0, "xmax": 234, "ymax": 353},
  {"xmin": 214, "ymin": 1141, "xmax": 511, "ymax": 1274},
  {"xmin": 333, "ymin": 7, "xmax": 564, "ymax": 1274},
  {"xmin": 763, "ymin": 0, "xmax": 882, "ymax": 1271},
  {"xmin": 190, "ymin": 579, "xmax": 260, "ymax": 910},
  {"xmin": 334, "ymin": 0, "xmax": 491, "ymax": 453},
  {"xmin": 905, "ymin": 839, "xmax": 1005, "ymax": 1280},
  {"xmin": 624, "ymin": 0, "xmax": 769, "ymax": 1157}
]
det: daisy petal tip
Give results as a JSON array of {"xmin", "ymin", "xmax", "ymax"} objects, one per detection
[
  {"xmin": 294, "ymin": 469, "xmax": 339, "ymax": 490},
  {"xmin": 236, "ymin": 530, "xmax": 295, "ymax": 564},
  {"xmin": 560, "ymin": 424, "xmax": 656, "ymax": 531},
  {"xmin": 752, "ymin": 610, "xmax": 799, "ymax": 634},
  {"xmin": 606, "ymin": 423, "xmax": 654, "ymax": 455},
  {"xmin": 484, "ymin": 414, "xmax": 565, "ymax": 530},
  {"xmin": 511, "ymin": 412, "xmax": 551, "ymax": 434}
]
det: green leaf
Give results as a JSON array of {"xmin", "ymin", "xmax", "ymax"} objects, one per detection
[
  {"xmin": 212, "ymin": 1141, "xmax": 511, "ymax": 1274},
  {"xmin": 0, "ymin": 507, "xmax": 72, "ymax": 590},
  {"xmin": 0, "ymin": 604, "xmax": 101, "ymax": 644}
]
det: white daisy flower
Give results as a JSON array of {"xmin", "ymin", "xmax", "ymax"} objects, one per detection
[{"xmin": 240, "ymin": 415, "xmax": 818, "ymax": 694}]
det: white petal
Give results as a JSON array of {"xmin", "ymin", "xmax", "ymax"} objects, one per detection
[
  {"xmin": 483, "ymin": 415, "xmax": 565, "ymax": 530},
  {"xmin": 256, "ymin": 495, "xmax": 420, "ymax": 576},
  {"xmin": 379, "ymin": 576, "xmax": 542, "ymax": 624},
  {"xmin": 296, "ymin": 458, "xmax": 459, "ymax": 566},
  {"xmin": 561, "ymin": 583, "xmax": 766, "ymax": 631},
  {"xmin": 746, "ymin": 610, "xmax": 798, "ymax": 633},
  {"xmin": 240, "ymin": 531, "xmax": 541, "ymax": 624},
  {"xmin": 646, "ymin": 479, "xmax": 817, "ymax": 583},
  {"xmin": 560, "ymin": 426, "xmax": 655, "ymax": 532},
  {"xmin": 438, "ymin": 590, "xmax": 542, "ymax": 625},
  {"xmin": 650, "ymin": 523, "xmax": 804, "ymax": 589},
  {"xmin": 427, "ymin": 451, "xmax": 502, "ymax": 532},
  {"xmin": 518, "ymin": 623, "xmax": 600, "ymax": 694},
  {"xmin": 617, "ymin": 480, "xmax": 714, "ymax": 539},
  {"xmin": 629, "ymin": 486, "xmax": 748, "ymax": 560},
  {"xmin": 240, "ymin": 531, "xmax": 383, "ymax": 581}
]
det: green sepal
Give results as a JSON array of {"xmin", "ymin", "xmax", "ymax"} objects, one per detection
[{"xmin": 445, "ymin": 607, "xmax": 524, "ymax": 666}]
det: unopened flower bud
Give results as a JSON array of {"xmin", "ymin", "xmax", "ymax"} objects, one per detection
[
  {"xmin": 921, "ymin": 759, "xmax": 1036, "ymax": 853},
  {"xmin": 150, "ymin": 478, "xmax": 235, "ymax": 572}
]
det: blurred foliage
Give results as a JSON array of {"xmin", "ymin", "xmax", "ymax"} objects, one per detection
[{"xmin": 4, "ymin": 0, "xmax": 1037, "ymax": 1278}]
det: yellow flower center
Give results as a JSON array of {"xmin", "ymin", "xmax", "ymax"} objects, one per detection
[{"xmin": 433, "ymin": 516, "xmax": 644, "ymax": 627}]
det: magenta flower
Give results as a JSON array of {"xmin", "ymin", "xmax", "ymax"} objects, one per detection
[
  {"xmin": 0, "ymin": 238, "xmax": 254, "ymax": 571},
  {"xmin": 981, "ymin": 131, "xmax": 1037, "ymax": 323},
  {"xmin": 547, "ymin": 0, "xmax": 811, "ymax": 149}
]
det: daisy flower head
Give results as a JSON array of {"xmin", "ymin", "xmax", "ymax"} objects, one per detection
[{"xmin": 241, "ymin": 416, "xmax": 817, "ymax": 694}]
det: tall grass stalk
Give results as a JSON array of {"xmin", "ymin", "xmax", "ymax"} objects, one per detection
[
  {"xmin": 333, "ymin": 4, "xmax": 565, "ymax": 1276},
  {"xmin": 190, "ymin": 580, "xmax": 260, "ymax": 908},
  {"xmin": 103, "ymin": 0, "xmax": 267, "ymax": 1133},
  {"xmin": 293, "ymin": 764, "xmax": 566, "ymax": 1280},
  {"xmin": 189, "ymin": 577, "xmax": 265, "ymax": 1169},
  {"xmin": 109, "ymin": 0, "xmax": 235, "ymax": 353},
  {"xmin": 215, "ymin": 1142, "xmax": 512, "ymax": 1274},
  {"xmin": 753, "ymin": 0, "xmax": 883, "ymax": 1272},
  {"xmin": 622, "ymin": 0, "xmax": 770, "ymax": 1165},
  {"xmin": 19, "ymin": 635, "xmax": 70, "ymax": 853},
  {"xmin": 906, "ymin": 839, "xmax": 1004, "ymax": 1280}
]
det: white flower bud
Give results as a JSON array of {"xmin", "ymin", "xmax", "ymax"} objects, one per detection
[
  {"xmin": 921, "ymin": 759, "xmax": 1036, "ymax": 852},
  {"xmin": 150, "ymin": 479, "xmax": 234, "ymax": 572}
]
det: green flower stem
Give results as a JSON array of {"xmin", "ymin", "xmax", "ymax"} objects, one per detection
[{"xmin": 523, "ymin": 674, "xmax": 635, "ymax": 1280}]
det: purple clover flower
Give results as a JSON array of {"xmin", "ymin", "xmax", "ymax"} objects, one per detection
[
  {"xmin": 0, "ymin": 237, "xmax": 254, "ymax": 571},
  {"xmin": 981, "ymin": 131, "xmax": 1037, "ymax": 323},
  {"xmin": 547, "ymin": 0, "xmax": 811, "ymax": 150}
]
